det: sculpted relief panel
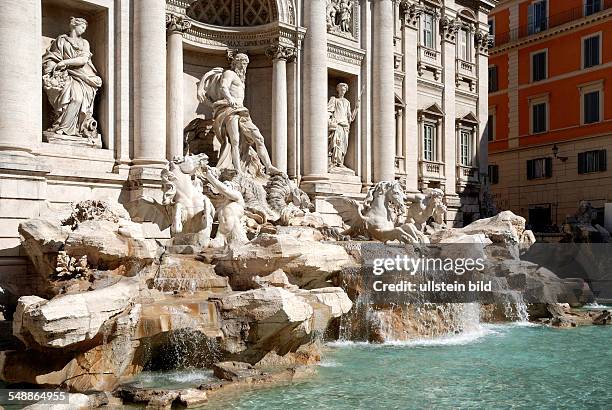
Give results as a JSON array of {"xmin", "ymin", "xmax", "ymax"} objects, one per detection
[
  {"xmin": 327, "ymin": 0, "xmax": 358, "ymax": 39},
  {"xmin": 42, "ymin": 17, "xmax": 102, "ymax": 148}
]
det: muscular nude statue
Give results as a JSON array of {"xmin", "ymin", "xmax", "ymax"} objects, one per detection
[{"xmin": 198, "ymin": 53, "xmax": 281, "ymax": 176}]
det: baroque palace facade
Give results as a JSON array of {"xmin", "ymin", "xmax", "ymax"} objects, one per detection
[
  {"xmin": 488, "ymin": 0, "xmax": 612, "ymax": 230},
  {"xmin": 0, "ymin": 0, "xmax": 495, "ymax": 272}
]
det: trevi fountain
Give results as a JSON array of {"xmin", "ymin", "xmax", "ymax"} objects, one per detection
[{"xmin": 0, "ymin": 0, "xmax": 611, "ymax": 409}]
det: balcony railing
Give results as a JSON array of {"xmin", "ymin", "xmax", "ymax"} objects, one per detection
[
  {"xmin": 417, "ymin": 45, "xmax": 442, "ymax": 80},
  {"xmin": 457, "ymin": 165, "xmax": 479, "ymax": 186},
  {"xmin": 494, "ymin": 3, "xmax": 611, "ymax": 48},
  {"xmin": 419, "ymin": 160, "xmax": 445, "ymax": 182}
]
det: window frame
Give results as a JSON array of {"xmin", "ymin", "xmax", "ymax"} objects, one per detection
[
  {"xmin": 422, "ymin": 122, "xmax": 437, "ymax": 161},
  {"xmin": 488, "ymin": 108, "xmax": 496, "ymax": 142},
  {"xmin": 421, "ymin": 12, "xmax": 436, "ymax": 50},
  {"xmin": 584, "ymin": 0, "xmax": 602, "ymax": 16},
  {"xmin": 488, "ymin": 164, "xmax": 499, "ymax": 184},
  {"xmin": 527, "ymin": 157, "xmax": 553, "ymax": 180},
  {"xmin": 530, "ymin": 49, "xmax": 548, "ymax": 83},
  {"xmin": 528, "ymin": 0, "xmax": 549, "ymax": 35},
  {"xmin": 579, "ymin": 80, "xmax": 604, "ymax": 125},
  {"xmin": 457, "ymin": 28, "xmax": 472, "ymax": 62},
  {"xmin": 488, "ymin": 65, "xmax": 499, "ymax": 92},
  {"xmin": 578, "ymin": 149, "xmax": 607, "ymax": 174},
  {"xmin": 459, "ymin": 128, "xmax": 473, "ymax": 166},
  {"xmin": 582, "ymin": 32, "xmax": 602, "ymax": 69},
  {"xmin": 529, "ymin": 95, "xmax": 549, "ymax": 135}
]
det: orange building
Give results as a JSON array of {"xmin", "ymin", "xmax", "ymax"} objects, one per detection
[{"xmin": 487, "ymin": 0, "xmax": 612, "ymax": 231}]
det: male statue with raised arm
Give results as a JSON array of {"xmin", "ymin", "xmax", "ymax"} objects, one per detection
[{"xmin": 198, "ymin": 53, "xmax": 281, "ymax": 176}]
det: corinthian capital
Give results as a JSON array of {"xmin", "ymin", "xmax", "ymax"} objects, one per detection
[
  {"xmin": 474, "ymin": 29, "xmax": 491, "ymax": 54},
  {"xmin": 399, "ymin": 1, "xmax": 423, "ymax": 28},
  {"xmin": 166, "ymin": 13, "xmax": 191, "ymax": 34},
  {"xmin": 266, "ymin": 43, "xmax": 297, "ymax": 62},
  {"xmin": 440, "ymin": 16, "xmax": 462, "ymax": 43}
]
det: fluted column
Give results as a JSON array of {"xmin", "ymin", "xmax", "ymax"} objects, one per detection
[
  {"xmin": 0, "ymin": 0, "xmax": 41, "ymax": 155},
  {"xmin": 133, "ymin": 0, "xmax": 167, "ymax": 166},
  {"xmin": 372, "ymin": 0, "xmax": 396, "ymax": 182},
  {"xmin": 401, "ymin": 2, "xmax": 422, "ymax": 192},
  {"xmin": 166, "ymin": 14, "xmax": 191, "ymax": 161},
  {"xmin": 267, "ymin": 44, "xmax": 295, "ymax": 173},
  {"xmin": 287, "ymin": 59, "xmax": 298, "ymax": 179},
  {"xmin": 302, "ymin": 0, "xmax": 328, "ymax": 178}
]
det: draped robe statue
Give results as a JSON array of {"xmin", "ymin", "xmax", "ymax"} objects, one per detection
[
  {"xmin": 42, "ymin": 17, "xmax": 102, "ymax": 144},
  {"xmin": 328, "ymin": 83, "xmax": 358, "ymax": 171}
]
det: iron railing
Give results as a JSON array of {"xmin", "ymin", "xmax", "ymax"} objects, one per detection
[{"xmin": 492, "ymin": 3, "xmax": 611, "ymax": 48}]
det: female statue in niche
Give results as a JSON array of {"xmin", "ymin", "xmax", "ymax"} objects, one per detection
[
  {"xmin": 328, "ymin": 82, "xmax": 359, "ymax": 172},
  {"xmin": 42, "ymin": 17, "xmax": 102, "ymax": 143}
]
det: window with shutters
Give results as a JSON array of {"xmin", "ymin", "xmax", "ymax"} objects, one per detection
[
  {"xmin": 580, "ymin": 80, "xmax": 604, "ymax": 125},
  {"xmin": 531, "ymin": 101, "xmax": 548, "ymax": 134},
  {"xmin": 528, "ymin": 0, "xmax": 548, "ymax": 35},
  {"xmin": 527, "ymin": 157, "xmax": 552, "ymax": 180},
  {"xmin": 458, "ymin": 29, "xmax": 471, "ymax": 62},
  {"xmin": 584, "ymin": 91, "xmax": 601, "ymax": 124},
  {"xmin": 459, "ymin": 130, "xmax": 472, "ymax": 166},
  {"xmin": 487, "ymin": 113, "xmax": 496, "ymax": 141},
  {"xmin": 423, "ymin": 123, "xmax": 436, "ymax": 161},
  {"xmin": 531, "ymin": 50, "xmax": 547, "ymax": 82},
  {"xmin": 489, "ymin": 66, "xmax": 498, "ymax": 92},
  {"xmin": 583, "ymin": 34, "xmax": 601, "ymax": 69},
  {"xmin": 585, "ymin": 0, "xmax": 602, "ymax": 16},
  {"xmin": 578, "ymin": 150, "xmax": 607, "ymax": 174},
  {"xmin": 421, "ymin": 13, "xmax": 435, "ymax": 49},
  {"xmin": 488, "ymin": 164, "xmax": 499, "ymax": 184}
]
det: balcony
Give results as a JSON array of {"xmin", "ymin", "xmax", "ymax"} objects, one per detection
[
  {"xmin": 455, "ymin": 59, "xmax": 477, "ymax": 91},
  {"xmin": 417, "ymin": 45, "xmax": 442, "ymax": 80},
  {"xmin": 456, "ymin": 165, "xmax": 479, "ymax": 187},
  {"xmin": 494, "ymin": 3, "xmax": 612, "ymax": 47},
  {"xmin": 419, "ymin": 160, "xmax": 445, "ymax": 184}
]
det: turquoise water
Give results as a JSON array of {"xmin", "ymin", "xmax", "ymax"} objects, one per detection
[{"xmin": 204, "ymin": 324, "xmax": 612, "ymax": 410}]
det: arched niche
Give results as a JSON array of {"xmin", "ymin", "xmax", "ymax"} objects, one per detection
[{"xmin": 185, "ymin": 0, "xmax": 295, "ymax": 26}]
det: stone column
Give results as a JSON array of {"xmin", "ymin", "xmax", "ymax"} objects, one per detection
[
  {"xmin": 372, "ymin": 0, "xmax": 396, "ymax": 182},
  {"xmin": 395, "ymin": 109, "xmax": 403, "ymax": 158},
  {"xmin": 287, "ymin": 59, "xmax": 298, "ymax": 179},
  {"xmin": 0, "ymin": 0, "xmax": 41, "ymax": 155},
  {"xmin": 441, "ymin": 15, "xmax": 461, "ymax": 224},
  {"xmin": 132, "ymin": 0, "xmax": 167, "ymax": 167},
  {"xmin": 267, "ymin": 44, "xmax": 295, "ymax": 174},
  {"xmin": 401, "ymin": 3, "xmax": 422, "ymax": 192},
  {"xmin": 166, "ymin": 14, "xmax": 191, "ymax": 161},
  {"xmin": 302, "ymin": 0, "xmax": 328, "ymax": 179}
]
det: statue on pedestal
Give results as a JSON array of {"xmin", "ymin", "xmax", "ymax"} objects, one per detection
[
  {"xmin": 197, "ymin": 53, "xmax": 280, "ymax": 178},
  {"xmin": 328, "ymin": 83, "xmax": 358, "ymax": 172},
  {"xmin": 42, "ymin": 17, "xmax": 102, "ymax": 147}
]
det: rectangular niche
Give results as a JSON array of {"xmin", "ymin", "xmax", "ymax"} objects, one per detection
[
  {"xmin": 41, "ymin": 0, "xmax": 114, "ymax": 150},
  {"xmin": 328, "ymin": 69, "xmax": 360, "ymax": 174}
]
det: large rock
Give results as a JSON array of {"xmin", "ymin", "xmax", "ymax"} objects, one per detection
[
  {"xmin": 214, "ymin": 231, "xmax": 358, "ymax": 289},
  {"xmin": 13, "ymin": 278, "xmax": 139, "ymax": 349},
  {"xmin": 431, "ymin": 211, "xmax": 534, "ymax": 247},
  {"xmin": 1, "ymin": 303, "xmax": 142, "ymax": 391},
  {"xmin": 64, "ymin": 219, "xmax": 157, "ymax": 273}
]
